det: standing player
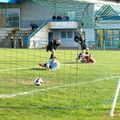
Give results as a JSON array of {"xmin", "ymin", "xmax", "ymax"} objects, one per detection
[
  {"xmin": 46, "ymin": 38, "xmax": 61, "ymax": 59},
  {"xmin": 74, "ymin": 28, "xmax": 89, "ymax": 62},
  {"xmin": 74, "ymin": 29, "xmax": 88, "ymax": 55}
]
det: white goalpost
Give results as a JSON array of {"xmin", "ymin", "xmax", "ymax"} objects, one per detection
[{"xmin": 110, "ymin": 79, "xmax": 120, "ymax": 116}]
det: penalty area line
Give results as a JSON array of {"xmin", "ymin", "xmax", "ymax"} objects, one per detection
[
  {"xmin": 0, "ymin": 67, "xmax": 29, "ymax": 72},
  {"xmin": 0, "ymin": 75, "xmax": 119, "ymax": 99}
]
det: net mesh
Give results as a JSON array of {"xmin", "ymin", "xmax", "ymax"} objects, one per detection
[{"xmin": 0, "ymin": 0, "xmax": 120, "ymax": 119}]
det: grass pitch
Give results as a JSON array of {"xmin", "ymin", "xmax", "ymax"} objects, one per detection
[{"xmin": 0, "ymin": 48, "xmax": 120, "ymax": 120}]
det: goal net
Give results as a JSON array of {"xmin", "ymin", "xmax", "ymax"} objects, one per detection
[{"xmin": 0, "ymin": 0, "xmax": 120, "ymax": 119}]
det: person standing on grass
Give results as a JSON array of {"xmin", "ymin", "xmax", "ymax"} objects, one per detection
[
  {"xmin": 74, "ymin": 28, "xmax": 89, "ymax": 55},
  {"xmin": 74, "ymin": 28, "xmax": 89, "ymax": 62},
  {"xmin": 10, "ymin": 36, "xmax": 14, "ymax": 48},
  {"xmin": 18, "ymin": 36, "xmax": 23, "ymax": 48},
  {"xmin": 46, "ymin": 38, "xmax": 61, "ymax": 59},
  {"xmin": 39, "ymin": 56, "xmax": 60, "ymax": 70}
]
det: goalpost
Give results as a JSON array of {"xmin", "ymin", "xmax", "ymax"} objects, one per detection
[
  {"xmin": 110, "ymin": 79, "xmax": 120, "ymax": 116},
  {"xmin": 1, "ymin": 0, "xmax": 120, "ymax": 119}
]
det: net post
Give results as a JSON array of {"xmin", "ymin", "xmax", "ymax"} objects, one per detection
[{"xmin": 110, "ymin": 78, "xmax": 120, "ymax": 116}]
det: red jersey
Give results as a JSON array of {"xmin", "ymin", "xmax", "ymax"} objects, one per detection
[{"xmin": 83, "ymin": 54, "xmax": 94, "ymax": 63}]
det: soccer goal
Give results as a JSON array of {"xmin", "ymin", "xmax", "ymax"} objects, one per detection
[{"xmin": 0, "ymin": 0, "xmax": 120, "ymax": 119}]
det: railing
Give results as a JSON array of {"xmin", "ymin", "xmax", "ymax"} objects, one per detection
[
  {"xmin": 20, "ymin": 20, "xmax": 46, "ymax": 28},
  {"xmin": 28, "ymin": 20, "xmax": 50, "ymax": 40}
]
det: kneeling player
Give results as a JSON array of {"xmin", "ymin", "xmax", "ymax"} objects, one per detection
[{"xmin": 83, "ymin": 52, "xmax": 96, "ymax": 63}]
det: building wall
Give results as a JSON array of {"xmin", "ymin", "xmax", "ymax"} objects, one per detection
[
  {"xmin": 52, "ymin": 29, "xmax": 78, "ymax": 48},
  {"xmin": 20, "ymin": 0, "xmax": 53, "ymax": 28},
  {"xmin": 20, "ymin": 0, "xmax": 95, "ymax": 28},
  {"xmin": 84, "ymin": 28, "xmax": 95, "ymax": 47},
  {"xmin": 51, "ymin": 1, "xmax": 94, "ymax": 27},
  {"xmin": 21, "ymin": 0, "xmax": 95, "ymax": 48},
  {"xmin": 21, "ymin": 0, "xmax": 53, "ymax": 21},
  {"xmin": 95, "ymin": 20, "xmax": 120, "ymax": 49},
  {"xmin": 0, "ymin": 4, "xmax": 20, "ymax": 28}
]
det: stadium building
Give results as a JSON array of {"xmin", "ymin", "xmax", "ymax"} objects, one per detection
[
  {"xmin": 95, "ymin": 5, "xmax": 120, "ymax": 49},
  {"xmin": 0, "ymin": 0, "xmax": 95, "ymax": 48}
]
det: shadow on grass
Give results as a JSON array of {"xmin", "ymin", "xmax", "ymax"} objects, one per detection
[
  {"xmin": 0, "ymin": 105, "xmax": 81, "ymax": 111},
  {"xmin": 63, "ymin": 62, "xmax": 80, "ymax": 64},
  {"xmin": 30, "ymin": 68, "xmax": 45, "ymax": 71}
]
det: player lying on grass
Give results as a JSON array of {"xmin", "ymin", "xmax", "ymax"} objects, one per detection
[
  {"xmin": 46, "ymin": 39, "xmax": 61, "ymax": 59},
  {"xmin": 76, "ymin": 52, "xmax": 95, "ymax": 64},
  {"xmin": 39, "ymin": 56, "xmax": 60, "ymax": 70}
]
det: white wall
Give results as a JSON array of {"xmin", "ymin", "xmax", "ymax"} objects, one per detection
[
  {"xmin": 96, "ymin": 21, "xmax": 120, "ymax": 29},
  {"xmin": 52, "ymin": 30, "xmax": 78, "ymax": 48},
  {"xmin": 29, "ymin": 23, "xmax": 49, "ymax": 48},
  {"xmin": 84, "ymin": 28, "xmax": 95, "ymax": 42}
]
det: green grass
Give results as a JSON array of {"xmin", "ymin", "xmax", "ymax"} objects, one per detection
[{"xmin": 0, "ymin": 48, "xmax": 120, "ymax": 120}]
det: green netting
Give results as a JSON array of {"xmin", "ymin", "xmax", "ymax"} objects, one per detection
[
  {"xmin": 32, "ymin": 0, "xmax": 94, "ymax": 27},
  {"xmin": 1, "ymin": 1, "xmax": 120, "ymax": 120}
]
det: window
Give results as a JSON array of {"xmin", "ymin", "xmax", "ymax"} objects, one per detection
[
  {"xmin": 0, "ymin": 8, "xmax": 20, "ymax": 28},
  {"xmin": 61, "ymin": 31, "xmax": 66, "ymax": 38},
  {"xmin": 67, "ymin": 31, "xmax": 73, "ymax": 38},
  {"xmin": 67, "ymin": 11, "xmax": 76, "ymax": 20},
  {"xmin": 6, "ymin": 8, "xmax": 20, "ymax": 27}
]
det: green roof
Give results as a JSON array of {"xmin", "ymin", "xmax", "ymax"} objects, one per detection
[{"xmin": 96, "ymin": 5, "xmax": 120, "ymax": 16}]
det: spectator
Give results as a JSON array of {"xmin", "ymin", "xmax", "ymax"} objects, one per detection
[
  {"xmin": 30, "ymin": 23, "xmax": 38, "ymax": 31},
  {"xmin": 52, "ymin": 15, "xmax": 57, "ymax": 21},
  {"xmin": 57, "ymin": 16, "xmax": 62, "ymax": 21},
  {"xmin": 18, "ymin": 36, "xmax": 23, "ymax": 48},
  {"xmin": 10, "ymin": 36, "xmax": 14, "ymax": 48},
  {"xmin": 63, "ymin": 16, "xmax": 69, "ymax": 21}
]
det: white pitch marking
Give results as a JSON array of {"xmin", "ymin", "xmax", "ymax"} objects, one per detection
[
  {"xmin": 0, "ymin": 63, "xmax": 119, "ymax": 73},
  {"xmin": 0, "ymin": 67, "xmax": 29, "ymax": 72},
  {"xmin": 0, "ymin": 75, "xmax": 119, "ymax": 99}
]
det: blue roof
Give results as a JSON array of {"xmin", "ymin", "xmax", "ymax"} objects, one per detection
[
  {"xmin": 0, "ymin": 0, "xmax": 22, "ymax": 3},
  {"xmin": 102, "ymin": 16, "xmax": 120, "ymax": 20}
]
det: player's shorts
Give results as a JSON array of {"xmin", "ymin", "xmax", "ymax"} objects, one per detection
[
  {"xmin": 81, "ymin": 44, "xmax": 87, "ymax": 50},
  {"xmin": 44, "ymin": 63, "xmax": 52, "ymax": 69}
]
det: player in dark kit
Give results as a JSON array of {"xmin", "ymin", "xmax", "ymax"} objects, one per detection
[
  {"xmin": 74, "ymin": 31, "xmax": 88, "ymax": 54},
  {"xmin": 47, "ymin": 39, "xmax": 61, "ymax": 59},
  {"xmin": 74, "ymin": 29, "xmax": 89, "ymax": 61}
]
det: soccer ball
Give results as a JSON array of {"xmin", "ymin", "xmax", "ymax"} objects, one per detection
[{"xmin": 34, "ymin": 78, "xmax": 43, "ymax": 86}]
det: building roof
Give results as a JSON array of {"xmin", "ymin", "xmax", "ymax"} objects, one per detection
[
  {"xmin": 102, "ymin": 16, "xmax": 120, "ymax": 20},
  {"xmin": 0, "ymin": 0, "xmax": 22, "ymax": 3},
  {"xmin": 96, "ymin": 5, "xmax": 120, "ymax": 16}
]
